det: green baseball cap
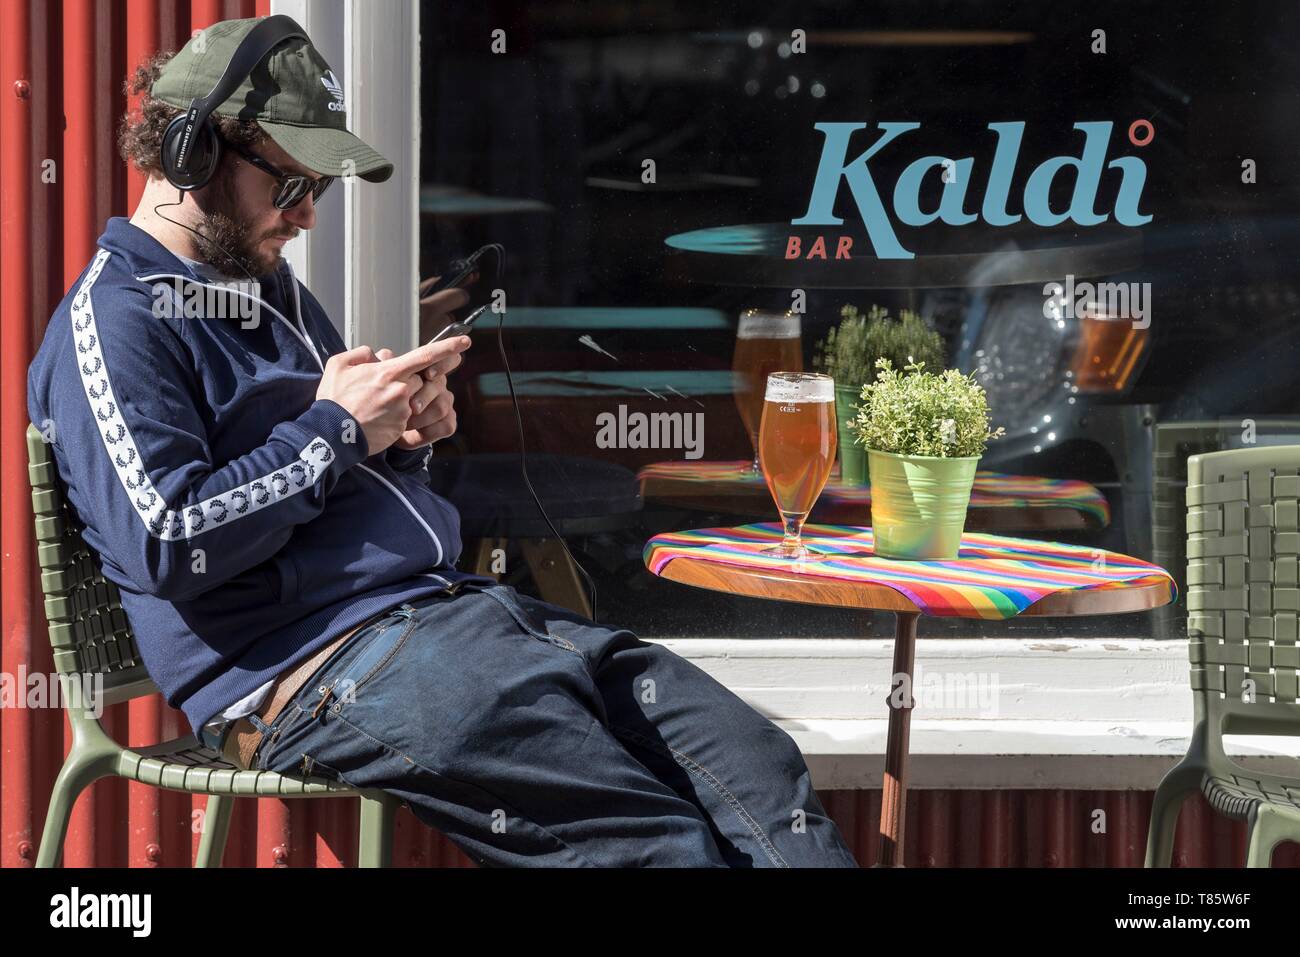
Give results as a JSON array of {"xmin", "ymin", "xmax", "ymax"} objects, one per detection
[{"xmin": 151, "ymin": 16, "xmax": 393, "ymax": 183}]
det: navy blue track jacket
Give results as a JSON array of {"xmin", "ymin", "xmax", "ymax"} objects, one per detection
[{"xmin": 28, "ymin": 216, "xmax": 492, "ymax": 735}]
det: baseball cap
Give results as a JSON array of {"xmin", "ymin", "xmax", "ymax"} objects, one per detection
[{"xmin": 150, "ymin": 16, "xmax": 393, "ymax": 183}]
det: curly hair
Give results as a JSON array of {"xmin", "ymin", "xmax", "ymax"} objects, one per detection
[{"xmin": 117, "ymin": 49, "xmax": 267, "ymax": 178}]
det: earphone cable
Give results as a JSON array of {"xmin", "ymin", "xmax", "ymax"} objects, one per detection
[
  {"xmin": 152, "ymin": 192, "xmax": 262, "ymax": 288},
  {"xmin": 478, "ymin": 244, "xmax": 599, "ymax": 622}
]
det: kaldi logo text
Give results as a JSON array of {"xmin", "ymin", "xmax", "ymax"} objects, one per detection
[{"xmin": 791, "ymin": 121, "xmax": 1153, "ymax": 260}]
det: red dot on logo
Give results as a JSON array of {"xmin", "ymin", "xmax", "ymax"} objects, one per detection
[{"xmin": 1128, "ymin": 119, "xmax": 1155, "ymax": 147}]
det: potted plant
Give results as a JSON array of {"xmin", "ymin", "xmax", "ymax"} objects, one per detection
[
  {"xmin": 854, "ymin": 358, "xmax": 1005, "ymax": 559},
  {"xmin": 813, "ymin": 305, "xmax": 944, "ymax": 485}
]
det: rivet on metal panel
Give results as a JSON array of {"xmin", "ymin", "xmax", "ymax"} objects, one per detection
[
  {"xmin": 145, "ymin": 843, "xmax": 162, "ymax": 863},
  {"xmin": 13, "ymin": 80, "xmax": 31, "ymax": 99}
]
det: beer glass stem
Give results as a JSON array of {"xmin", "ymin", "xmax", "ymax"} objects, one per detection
[{"xmin": 780, "ymin": 512, "xmax": 805, "ymax": 551}]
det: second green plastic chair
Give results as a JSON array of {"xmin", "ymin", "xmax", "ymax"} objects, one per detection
[{"xmin": 1146, "ymin": 444, "xmax": 1300, "ymax": 867}]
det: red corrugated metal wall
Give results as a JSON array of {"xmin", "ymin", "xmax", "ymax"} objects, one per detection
[{"xmin": 2, "ymin": 0, "xmax": 1296, "ymax": 869}]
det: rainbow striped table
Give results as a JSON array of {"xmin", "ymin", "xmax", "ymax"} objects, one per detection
[
  {"xmin": 638, "ymin": 460, "xmax": 1111, "ymax": 531},
  {"xmin": 644, "ymin": 523, "xmax": 1176, "ymax": 866}
]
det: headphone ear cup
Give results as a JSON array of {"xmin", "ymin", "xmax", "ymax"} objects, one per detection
[{"xmin": 161, "ymin": 114, "xmax": 221, "ymax": 191}]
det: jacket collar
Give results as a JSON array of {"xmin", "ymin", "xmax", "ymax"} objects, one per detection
[
  {"xmin": 97, "ymin": 215, "xmax": 288, "ymax": 288},
  {"xmin": 98, "ymin": 218, "xmax": 318, "ymax": 360}
]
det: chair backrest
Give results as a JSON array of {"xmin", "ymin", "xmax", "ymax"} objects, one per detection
[
  {"xmin": 1154, "ymin": 419, "xmax": 1300, "ymax": 639},
  {"xmin": 1186, "ymin": 444, "xmax": 1300, "ymax": 749},
  {"xmin": 26, "ymin": 423, "xmax": 158, "ymax": 713}
]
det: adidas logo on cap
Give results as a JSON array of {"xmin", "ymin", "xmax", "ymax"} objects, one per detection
[{"xmin": 320, "ymin": 70, "xmax": 345, "ymax": 112}]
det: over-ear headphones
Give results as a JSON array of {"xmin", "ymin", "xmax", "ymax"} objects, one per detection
[{"xmin": 160, "ymin": 15, "xmax": 307, "ymax": 193}]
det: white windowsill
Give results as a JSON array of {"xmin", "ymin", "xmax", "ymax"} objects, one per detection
[{"xmin": 653, "ymin": 638, "xmax": 1300, "ymax": 790}]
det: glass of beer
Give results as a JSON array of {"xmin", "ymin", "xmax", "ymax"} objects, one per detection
[
  {"xmin": 758, "ymin": 372, "xmax": 838, "ymax": 560},
  {"xmin": 733, "ymin": 309, "xmax": 803, "ymax": 473}
]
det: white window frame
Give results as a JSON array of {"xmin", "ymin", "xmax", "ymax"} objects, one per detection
[{"xmin": 273, "ymin": 0, "xmax": 420, "ymax": 353}]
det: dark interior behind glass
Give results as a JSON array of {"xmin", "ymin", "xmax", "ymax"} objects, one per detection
[{"xmin": 417, "ymin": 1, "xmax": 1300, "ymax": 640}]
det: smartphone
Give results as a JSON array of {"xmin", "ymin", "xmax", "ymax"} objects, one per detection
[{"xmin": 428, "ymin": 305, "xmax": 489, "ymax": 344}]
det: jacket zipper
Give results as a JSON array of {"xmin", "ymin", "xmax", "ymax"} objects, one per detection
[
  {"xmin": 355, "ymin": 461, "xmax": 444, "ymax": 565},
  {"xmin": 135, "ymin": 262, "xmax": 448, "ymax": 570},
  {"xmin": 280, "ymin": 260, "xmax": 448, "ymax": 570},
  {"xmin": 418, "ymin": 571, "xmax": 471, "ymax": 596}
]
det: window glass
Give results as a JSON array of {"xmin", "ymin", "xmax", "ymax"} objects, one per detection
[{"xmin": 419, "ymin": 1, "xmax": 1300, "ymax": 640}]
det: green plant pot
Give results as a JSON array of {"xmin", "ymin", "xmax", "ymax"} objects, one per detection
[
  {"xmin": 834, "ymin": 383, "xmax": 868, "ymax": 485},
  {"xmin": 866, "ymin": 449, "xmax": 980, "ymax": 560}
]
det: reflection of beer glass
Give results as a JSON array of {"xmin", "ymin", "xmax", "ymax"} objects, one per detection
[
  {"xmin": 733, "ymin": 309, "xmax": 802, "ymax": 472},
  {"xmin": 759, "ymin": 372, "xmax": 837, "ymax": 560},
  {"xmin": 1071, "ymin": 302, "xmax": 1149, "ymax": 392}
]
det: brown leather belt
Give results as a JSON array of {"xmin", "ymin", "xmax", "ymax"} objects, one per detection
[{"xmin": 222, "ymin": 613, "xmax": 385, "ymax": 772}]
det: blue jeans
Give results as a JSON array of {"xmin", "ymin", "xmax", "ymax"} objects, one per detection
[{"xmin": 249, "ymin": 581, "xmax": 859, "ymax": 868}]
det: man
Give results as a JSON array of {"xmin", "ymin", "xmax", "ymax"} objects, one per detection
[{"xmin": 27, "ymin": 16, "xmax": 858, "ymax": 868}]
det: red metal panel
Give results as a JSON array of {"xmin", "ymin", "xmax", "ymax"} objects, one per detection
[
  {"xmin": 60, "ymin": 0, "xmax": 98, "ymax": 442},
  {"xmin": 24, "ymin": 0, "xmax": 68, "ymax": 873},
  {"xmin": 125, "ymin": 0, "xmax": 161, "ymax": 211},
  {"xmin": 166, "ymin": 1, "xmax": 192, "ymax": 51},
  {"xmin": 878, "ymin": 789, "xmax": 1300, "ymax": 867},
  {"xmin": 802, "ymin": 788, "xmax": 1300, "ymax": 868},
  {"xmin": 1, "ymin": 0, "xmax": 38, "ymax": 873},
  {"xmin": 61, "ymin": 0, "xmax": 102, "ymax": 870},
  {"xmin": 190, "ymin": 0, "xmax": 223, "ymax": 30}
]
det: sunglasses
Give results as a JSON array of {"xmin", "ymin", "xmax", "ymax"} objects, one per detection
[{"xmin": 222, "ymin": 137, "xmax": 335, "ymax": 210}]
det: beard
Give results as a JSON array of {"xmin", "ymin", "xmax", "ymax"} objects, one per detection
[{"xmin": 192, "ymin": 169, "xmax": 292, "ymax": 279}]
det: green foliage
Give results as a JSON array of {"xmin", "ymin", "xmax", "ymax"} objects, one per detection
[
  {"xmin": 854, "ymin": 358, "xmax": 1005, "ymax": 458},
  {"xmin": 812, "ymin": 304, "xmax": 945, "ymax": 388}
]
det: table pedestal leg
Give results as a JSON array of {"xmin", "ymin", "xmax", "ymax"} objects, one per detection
[{"xmin": 876, "ymin": 611, "xmax": 919, "ymax": 867}]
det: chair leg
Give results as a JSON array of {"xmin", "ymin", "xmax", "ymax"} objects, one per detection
[
  {"xmin": 195, "ymin": 795, "xmax": 235, "ymax": 868},
  {"xmin": 358, "ymin": 791, "xmax": 398, "ymax": 867},
  {"xmin": 1244, "ymin": 804, "xmax": 1300, "ymax": 868},
  {"xmin": 520, "ymin": 538, "xmax": 592, "ymax": 618},
  {"xmin": 1144, "ymin": 762, "xmax": 1203, "ymax": 868},
  {"xmin": 35, "ymin": 748, "xmax": 115, "ymax": 868},
  {"xmin": 469, "ymin": 538, "xmax": 504, "ymax": 578}
]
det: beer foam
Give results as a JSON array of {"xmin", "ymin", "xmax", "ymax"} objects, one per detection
[
  {"xmin": 765, "ymin": 374, "xmax": 835, "ymax": 402},
  {"xmin": 737, "ymin": 310, "xmax": 801, "ymax": 339}
]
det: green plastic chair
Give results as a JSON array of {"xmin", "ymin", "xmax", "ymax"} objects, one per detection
[
  {"xmin": 26, "ymin": 423, "xmax": 401, "ymax": 867},
  {"xmin": 1146, "ymin": 444, "xmax": 1300, "ymax": 867}
]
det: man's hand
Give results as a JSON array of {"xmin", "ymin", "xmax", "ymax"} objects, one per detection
[
  {"xmin": 372, "ymin": 339, "xmax": 469, "ymax": 449},
  {"xmin": 419, "ymin": 273, "xmax": 476, "ymax": 344},
  {"xmin": 316, "ymin": 337, "xmax": 471, "ymax": 456}
]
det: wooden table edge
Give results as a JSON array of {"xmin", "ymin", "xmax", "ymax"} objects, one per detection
[{"xmin": 651, "ymin": 556, "xmax": 1174, "ymax": 616}]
